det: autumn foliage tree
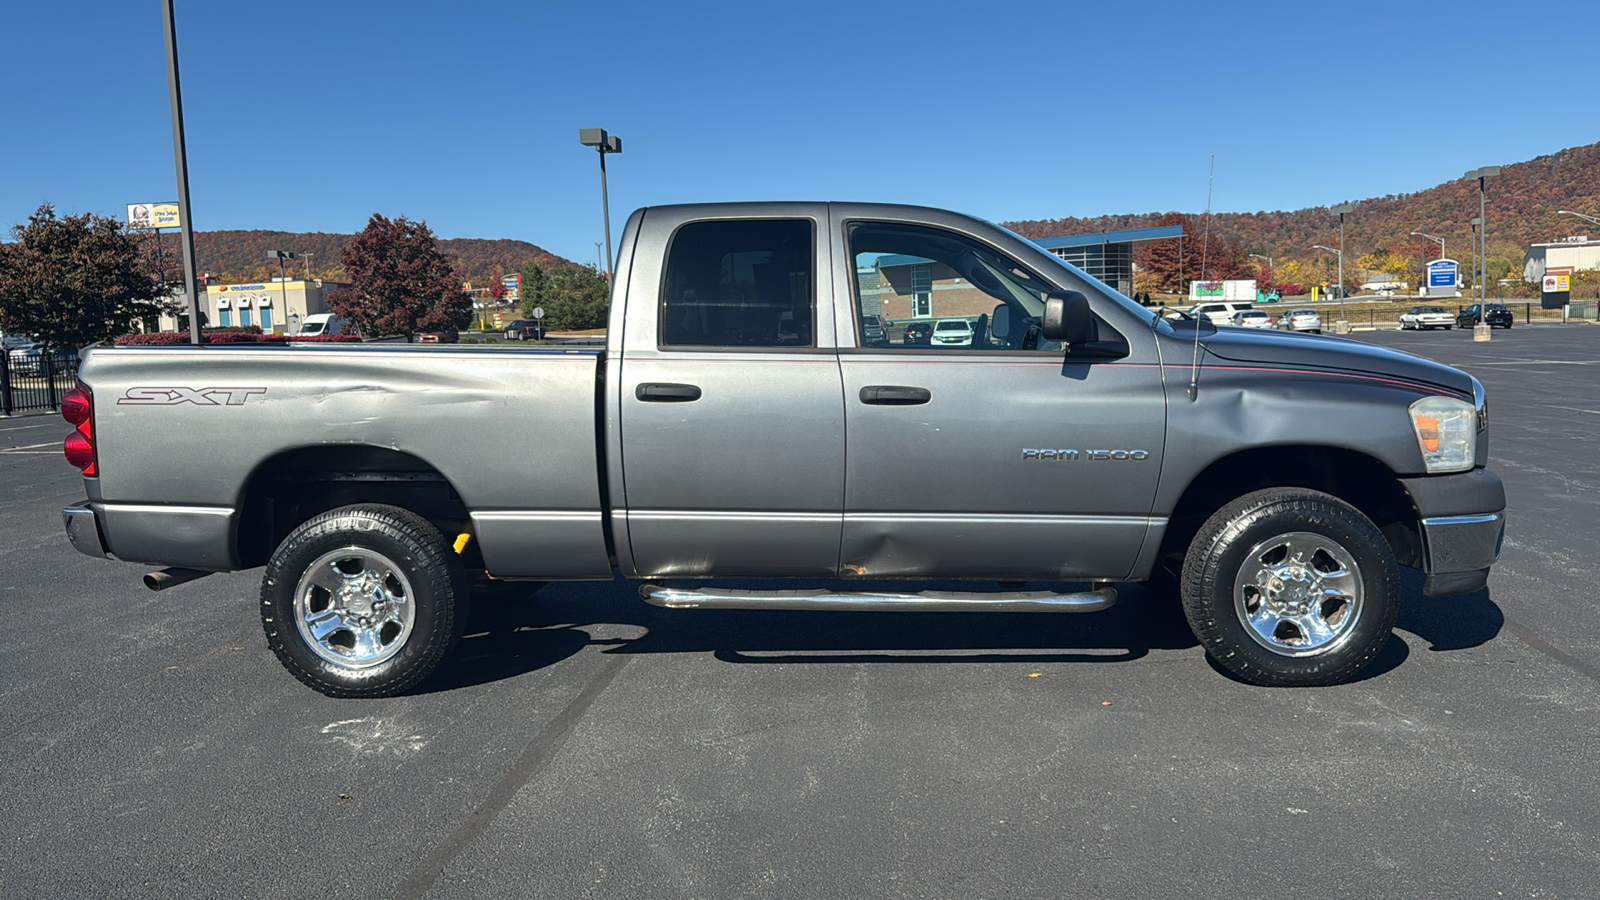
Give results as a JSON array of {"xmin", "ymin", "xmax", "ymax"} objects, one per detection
[
  {"xmin": 328, "ymin": 214, "xmax": 472, "ymax": 339},
  {"xmin": 0, "ymin": 204, "xmax": 169, "ymax": 346}
]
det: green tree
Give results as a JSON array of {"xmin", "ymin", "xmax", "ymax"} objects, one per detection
[
  {"xmin": 328, "ymin": 214, "xmax": 471, "ymax": 339},
  {"xmin": 539, "ymin": 264, "xmax": 610, "ymax": 330},
  {"xmin": 518, "ymin": 262, "xmax": 549, "ymax": 319},
  {"xmin": 0, "ymin": 204, "xmax": 169, "ymax": 346}
]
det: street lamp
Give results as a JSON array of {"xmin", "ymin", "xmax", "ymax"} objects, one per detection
[
  {"xmin": 1557, "ymin": 209, "xmax": 1600, "ymax": 228},
  {"xmin": 266, "ymin": 250, "xmax": 298, "ymax": 333},
  {"xmin": 1470, "ymin": 217, "xmax": 1482, "ymax": 293},
  {"xmin": 1464, "ymin": 166, "xmax": 1500, "ymax": 302},
  {"xmin": 1310, "ymin": 244, "xmax": 1341, "ymax": 313},
  {"xmin": 1249, "ymin": 253, "xmax": 1273, "ymax": 270},
  {"xmin": 579, "ymin": 128, "xmax": 622, "ymax": 279},
  {"xmin": 1328, "ymin": 202, "xmax": 1355, "ymax": 325},
  {"xmin": 1409, "ymin": 232, "xmax": 1445, "ymax": 295}
]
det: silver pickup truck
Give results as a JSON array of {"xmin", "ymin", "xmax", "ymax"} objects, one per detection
[{"xmin": 60, "ymin": 202, "xmax": 1505, "ymax": 696}]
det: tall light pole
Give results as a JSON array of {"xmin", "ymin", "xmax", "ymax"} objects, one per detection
[
  {"xmin": 1409, "ymin": 231, "xmax": 1445, "ymax": 295},
  {"xmin": 1249, "ymin": 253, "xmax": 1273, "ymax": 270},
  {"xmin": 1469, "ymin": 217, "xmax": 1482, "ymax": 293},
  {"xmin": 579, "ymin": 128, "xmax": 622, "ymax": 279},
  {"xmin": 1464, "ymin": 166, "xmax": 1500, "ymax": 303},
  {"xmin": 267, "ymin": 250, "xmax": 298, "ymax": 333},
  {"xmin": 1330, "ymin": 203, "xmax": 1355, "ymax": 325},
  {"xmin": 161, "ymin": 0, "xmax": 202, "ymax": 344}
]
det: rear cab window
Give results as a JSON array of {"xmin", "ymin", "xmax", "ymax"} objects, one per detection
[{"xmin": 659, "ymin": 219, "xmax": 815, "ymax": 348}]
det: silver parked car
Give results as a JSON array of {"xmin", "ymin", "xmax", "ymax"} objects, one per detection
[
  {"xmin": 1277, "ymin": 308, "xmax": 1323, "ymax": 333},
  {"xmin": 1230, "ymin": 309, "xmax": 1275, "ymax": 329}
]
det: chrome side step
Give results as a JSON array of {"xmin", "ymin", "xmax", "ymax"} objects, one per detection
[{"xmin": 638, "ymin": 583, "xmax": 1117, "ymax": 613}]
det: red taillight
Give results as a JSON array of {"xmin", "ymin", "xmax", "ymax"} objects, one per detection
[
  {"xmin": 62, "ymin": 387, "xmax": 90, "ymax": 426},
  {"xmin": 61, "ymin": 384, "xmax": 97, "ymax": 477}
]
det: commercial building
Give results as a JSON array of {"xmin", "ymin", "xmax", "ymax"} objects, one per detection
[
  {"xmin": 1524, "ymin": 235, "xmax": 1600, "ymax": 282},
  {"xmin": 188, "ymin": 278, "xmax": 349, "ymax": 333}
]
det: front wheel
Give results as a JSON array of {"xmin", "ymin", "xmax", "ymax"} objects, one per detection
[
  {"xmin": 260, "ymin": 504, "xmax": 468, "ymax": 698},
  {"xmin": 1180, "ymin": 488, "xmax": 1399, "ymax": 687}
]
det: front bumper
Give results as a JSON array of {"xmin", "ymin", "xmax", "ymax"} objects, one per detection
[{"xmin": 1402, "ymin": 470, "xmax": 1506, "ymax": 596}]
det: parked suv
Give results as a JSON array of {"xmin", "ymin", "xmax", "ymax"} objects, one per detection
[
  {"xmin": 1188, "ymin": 301, "xmax": 1255, "ymax": 326},
  {"xmin": 932, "ymin": 319, "xmax": 974, "ymax": 347},
  {"xmin": 503, "ymin": 319, "xmax": 540, "ymax": 340},
  {"xmin": 901, "ymin": 321, "xmax": 933, "ymax": 345},
  {"xmin": 860, "ymin": 315, "xmax": 888, "ymax": 345},
  {"xmin": 1457, "ymin": 303, "xmax": 1513, "ymax": 329}
]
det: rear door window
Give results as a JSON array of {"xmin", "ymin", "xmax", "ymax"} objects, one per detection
[{"xmin": 660, "ymin": 219, "xmax": 814, "ymax": 348}]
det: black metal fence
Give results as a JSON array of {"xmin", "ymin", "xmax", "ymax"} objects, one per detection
[{"xmin": 1, "ymin": 348, "xmax": 81, "ymax": 416}]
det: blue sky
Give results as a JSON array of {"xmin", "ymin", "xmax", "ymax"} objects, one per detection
[{"xmin": 2, "ymin": 0, "xmax": 1595, "ymax": 265}]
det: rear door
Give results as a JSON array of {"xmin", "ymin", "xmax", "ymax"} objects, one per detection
[{"xmin": 616, "ymin": 207, "xmax": 845, "ymax": 577}]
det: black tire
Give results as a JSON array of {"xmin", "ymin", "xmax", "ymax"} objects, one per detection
[
  {"xmin": 1180, "ymin": 488, "xmax": 1399, "ymax": 687},
  {"xmin": 260, "ymin": 504, "xmax": 468, "ymax": 698}
]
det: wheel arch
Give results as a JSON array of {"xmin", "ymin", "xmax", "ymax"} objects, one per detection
[
  {"xmin": 1156, "ymin": 445, "xmax": 1421, "ymax": 577},
  {"xmin": 235, "ymin": 444, "xmax": 475, "ymax": 570}
]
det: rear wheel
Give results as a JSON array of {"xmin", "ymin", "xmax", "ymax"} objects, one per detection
[
  {"xmin": 1180, "ymin": 488, "xmax": 1399, "ymax": 687},
  {"xmin": 260, "ymin": 504, "xmax": 468, "ymax": 698}
]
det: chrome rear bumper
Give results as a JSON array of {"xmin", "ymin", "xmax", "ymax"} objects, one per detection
[{"xmin": 63, "ymin": 502, "xmax": 114, "ymax": 560}]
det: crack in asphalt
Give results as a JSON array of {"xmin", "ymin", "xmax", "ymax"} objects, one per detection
[{"xmin": 394, "ymin": 651, "xmax": 630, "ymax": 899}]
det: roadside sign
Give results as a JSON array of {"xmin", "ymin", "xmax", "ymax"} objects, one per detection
[
  {"xmin": 1543, "ymin": 274, "xmax": 1570, "ymax": 292},
  {"xmin": 127, "ymin": 202, "xmax": 181, "ymax": 229},
  {"xmin": 531, "ymin": 307, "xmax": 545, "ymax": 319}
]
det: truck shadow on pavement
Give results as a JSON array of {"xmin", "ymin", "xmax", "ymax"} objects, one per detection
[{"xmin": 422, "ymin": 571, "xmax": 1506, "ymax": 693}]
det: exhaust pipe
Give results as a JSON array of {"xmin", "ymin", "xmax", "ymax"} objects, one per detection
[{"xmin": 143, "ymin": 567, "xmax": 214, "ymax": 592}]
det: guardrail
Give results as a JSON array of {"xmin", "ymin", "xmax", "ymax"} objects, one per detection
[{"xmin": 1, "ymin": 348, "xmax": 80, "ymax": 416}]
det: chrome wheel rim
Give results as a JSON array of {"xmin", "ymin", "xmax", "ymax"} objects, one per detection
[
  {"xmin": 1233, "ymin": 531, "xmax": 1363, "ymax": 657},
  {"xmin": 294, "ymin": 547, "xmax": 416, "ymax": 669}
]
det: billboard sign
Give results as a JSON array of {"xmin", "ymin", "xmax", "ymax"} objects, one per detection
[
  {"xmin": 501, "ymin": 272, "xmax": 521, "ymax": 301},
  {"xmin": 1543, "ymin": 274, "xmax": 1571, "ymax": 293},
  {"xmin": 127, "ymin": 202, "xmax": 181, "ymax": 230},
  {"xmin": 1425, "ymin": 259, "xmax": 1459, "ymax": 297}
]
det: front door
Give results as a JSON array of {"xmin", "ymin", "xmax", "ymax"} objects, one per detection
[
  {"xmin": 836, "ymin": 218, "xmax": 1167, "ymax": 580},
  {"xmin": 618, "ymin": 212, "xmax": 845, "ymax": 577}
]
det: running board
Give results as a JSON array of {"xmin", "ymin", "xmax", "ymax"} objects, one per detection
[{"xmin": 638, "ymin": 583, "xmax": 1117, "ymax": 613}]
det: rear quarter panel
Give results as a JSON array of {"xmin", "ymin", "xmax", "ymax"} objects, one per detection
[{"xmin": 79, "ymin": 344, "xmax": 608, "ymax": 575}]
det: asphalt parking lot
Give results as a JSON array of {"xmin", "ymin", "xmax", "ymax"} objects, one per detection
[{"xmin": 3, "ymin": 324, "xmax": 1598, "ymax": 899}]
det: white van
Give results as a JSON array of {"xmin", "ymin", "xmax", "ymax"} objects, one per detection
[{"xmin": 296, "ymin": 314, "xmax": 344, "ymax": 336}]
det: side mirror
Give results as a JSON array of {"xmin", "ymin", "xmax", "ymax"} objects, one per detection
[{"xmin": 1040, "ymin": 291, "xmax": 1094, "ymax": 344}]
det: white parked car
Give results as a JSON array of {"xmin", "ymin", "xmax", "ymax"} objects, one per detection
[
  {"xmin": 1230, "ymin": 310, "xmax": 1275, "ymax": 329},
  {"xmin": 1399, "ymin": 306, "xmax": 1455, "ymax": 330},
  {"xmin": 1276, "ymin": 308, "xmax": 1323, "ymax": 333},
  {"xmin": 931, "ymin": 319, "xmax": 974, "ymax": 347},
  {"xmin": 1187, "ymin": 301, "xmax": 1256, "ymax": 326}
]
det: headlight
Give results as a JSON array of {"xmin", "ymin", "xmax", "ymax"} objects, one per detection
[{"xmin": 1410, "ymin": 395, "xmax": 1477, "ymax": 473}]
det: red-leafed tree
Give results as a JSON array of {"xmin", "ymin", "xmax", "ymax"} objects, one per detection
[
  {"xmin": 329, "ymin": 214, "xmax": 472, "ymax": 339},
  {"xmin": 0, "ymin": 203, "xmax": 170, "ymax": 346},
  {"xmin": 1133, "ymin": 213, "xmax": 1193, "ymax": 293}
]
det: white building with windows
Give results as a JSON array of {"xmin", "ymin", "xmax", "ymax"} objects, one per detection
[{"xmin": 1524, "ymin": 235, "xmax": 1600, "ymax": 282}]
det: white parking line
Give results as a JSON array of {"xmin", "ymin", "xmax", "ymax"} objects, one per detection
[
  {"xmin": 0, "ymin": 441, "xmax": 62, "ymax": 451},
  {"xmin": 0, "ymin": 421, "xmax": 65, "ymax": 432}
]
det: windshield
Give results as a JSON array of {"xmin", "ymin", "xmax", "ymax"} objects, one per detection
[{"xmin": 935, "ymin": 321, "xmax": 969, "ymax": 331}]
